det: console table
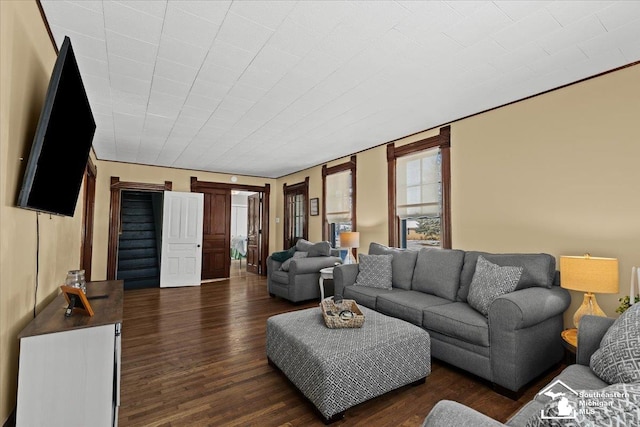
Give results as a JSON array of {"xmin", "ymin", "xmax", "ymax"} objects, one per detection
[{"xmin": 16, "ymin": 280, "xmax": 123, "ymax": 427}]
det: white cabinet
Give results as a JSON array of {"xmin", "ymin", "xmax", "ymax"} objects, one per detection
[{"xmin": 16, "ymin": 281, "xmax": 123, "ymax": 427}]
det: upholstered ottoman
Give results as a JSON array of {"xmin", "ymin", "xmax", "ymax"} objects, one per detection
[{"xmin": 266, "ymin": 305, "xmax": 431, "ymax": 423}]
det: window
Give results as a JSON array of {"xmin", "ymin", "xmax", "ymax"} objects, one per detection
[
  {"xmin": 397, "ymin": 148, "xmax": 442, "ymax": 249},
  {"xmin": 388, "ymin": 126, "xmax": 451, "ymax": 249},
  {"xmin": 322, "ymin": 156, "xmax": 356, "ymax": 248},
  {"xmin": 283, "ymin": 178, "xmax": 308, "ymax": 249}
]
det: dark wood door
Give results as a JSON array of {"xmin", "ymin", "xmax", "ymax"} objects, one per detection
[
  {"xmin": 201, "ymin": 188, "xmax": 231, "ymax": 279},
  {"xmin": 246, "ymin": 193, "xmax": 261, "ymax": 274}
]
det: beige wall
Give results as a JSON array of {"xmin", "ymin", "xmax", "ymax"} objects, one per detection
[
  {"xmin": 276, "ymin": 64, "xmax": 640, "ymax": 327},
  {"xmin": 0, "ymin": 1, "xmax": 85, "ymax": 422},
  {"xmin": 90, "ymin": 161, "xmax": 277, "ymax": 280}
]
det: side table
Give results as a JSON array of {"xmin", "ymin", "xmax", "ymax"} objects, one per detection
[
  {"xmin": 319, "ymin": 267, "xmax": 334, "ymax": 301},
  {"xmin": 561, "ymin": 328, "xmax": 577, "ymax": 364}
]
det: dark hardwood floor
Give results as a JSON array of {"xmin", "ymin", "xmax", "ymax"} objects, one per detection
[{"xmin": 119, "ymin": 274, "xmax": 564, "ymax": 426}]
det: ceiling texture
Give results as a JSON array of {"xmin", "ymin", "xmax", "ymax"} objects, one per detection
[{"xmin": 40, "ymin": 1, "xmax": 640, "ymax": 178}]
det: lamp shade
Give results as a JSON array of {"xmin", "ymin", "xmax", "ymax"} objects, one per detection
[
  {"xmin": 339, "ymin": 232, "xmax": 360, "ymax": 249},
  {"xmin": 560, "ymin": 255, "xmax": 619, "ymax": 294}
]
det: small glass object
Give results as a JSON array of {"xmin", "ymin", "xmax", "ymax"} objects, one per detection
[{"xmin": 65, "ymin": 269, "xmax": 86, "ymax": 294}]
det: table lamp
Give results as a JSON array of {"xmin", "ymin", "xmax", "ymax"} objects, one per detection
[
  {"xmin": 560, "ymin": 254, "xmax": 619, "ymax": 328},
  {"xmin": 339, "ymin": 232, "xmax": 360, "ymax": 265}
]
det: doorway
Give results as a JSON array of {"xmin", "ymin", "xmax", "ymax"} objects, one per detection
[
  {"xmin": 116, "ymin": 190, "xmax": 163, "ymax": 290},
  {"xmin": 191, "ymin": 178, "xmax": 270, "ymax": 280},
  {"xmin": 107, "ymin": 178, "xmax": 172, "ymax": 286}
]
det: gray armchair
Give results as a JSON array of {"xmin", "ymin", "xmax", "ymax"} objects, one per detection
[{"xmin": 267, "ymin": 239, "xmax": 341, "ymax": 303}]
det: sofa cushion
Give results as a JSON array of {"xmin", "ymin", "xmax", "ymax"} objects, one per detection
[
  {"xmin": 525, "ymin": 383, "xmax": 640, "ymax": 427},
  {"xmin": 590, "ymin": 303, "xmax": 640, "ymax": 384},
  {"xmin": 343, "ymin": 285, "xmax": 396, "ymax": 309},
  {"xmin": 368, "ymin": 242, "xmax": 418, "ymax": 290},
  {"xmin": 355, "ymin": 254, "xmax": 393, "ymax": 290},
  {"xmin": 296, "ymin": 239, "xmax": 331, "ymax": 257},
  {"xmin": 458, "ymin": 252, "xmax": 556, "ymax": 302},
  {"xmin": 376, "ymin": 290, "xmax": 450, "ymax": 326},
  {"xmin": 538, "ymin": 365, "xmax": 608, "ymax": 405},
  {"xmin": 423, "ymin": 302, "xmax": 489, "ymax": 347},
  {"xmin": 281, "ymin": 251, "xmax": 308, "ymax": 271},
  {"xmin": 411, "ymin": 248, "xmax": 465, "ymax": 301},
  {"xmin": 467, "ymin": 256, "xmax": 523, "ymax": 317}
]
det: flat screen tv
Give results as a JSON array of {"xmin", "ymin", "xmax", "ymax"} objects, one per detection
[{"xmin": 17, "ymin": 36, "xmax": 96, "ymax": 217}]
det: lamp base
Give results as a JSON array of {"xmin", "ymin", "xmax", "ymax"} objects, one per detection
[
  {"xmin": 573, "ymin": 292, "xmax": 606, "ymax": 328},
  {"xmin": 343, "ymin": 248, "xmax": 355, "ymax": 265}
]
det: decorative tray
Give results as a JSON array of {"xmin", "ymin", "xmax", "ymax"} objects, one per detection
[{"xmin": 320, "ymin": 297, "xmax": 365, "ymax": 329}]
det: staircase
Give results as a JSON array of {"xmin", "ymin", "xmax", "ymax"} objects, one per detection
[{"xmin": 117, "ymin": 191, "xmax": 160, "ymax": 290}]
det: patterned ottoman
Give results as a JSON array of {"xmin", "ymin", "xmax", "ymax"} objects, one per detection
[{"xmin": 266, "ymin": 305, "xmax": 431, "ymax": 423}]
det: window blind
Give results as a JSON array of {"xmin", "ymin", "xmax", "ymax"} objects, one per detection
[
  {"xmin": 396, "ymin": 148, "xmax": 441, "ymax": 219},
  {"xmin": 325, "ymin": 170, "xmax": 352, "ymax": 223}
]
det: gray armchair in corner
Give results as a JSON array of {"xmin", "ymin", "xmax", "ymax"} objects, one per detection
[{"xmin": 267, "ymin": 239, "xmax": 342, "ymax": 303}]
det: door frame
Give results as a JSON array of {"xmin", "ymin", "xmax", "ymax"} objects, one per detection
[
  {"xmin": 107, "ymin": 177, "xmax": 172, "ymax": 280},
  {"xmin": 80, "ymin": 158, "xmax": 97, "ymax": 281},
  {"xmin": 191, "ymin": 178, "xmax": 270, "ymax": 276}
]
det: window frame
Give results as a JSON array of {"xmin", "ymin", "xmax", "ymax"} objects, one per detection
[
  {"xmin": 283, "ymin": 177, "xmax": 309, "ymax": 249},
  {"xmin": 322, "ymin": 155, "xmax": 357, "ymax": 246},
  {"xmin": 387, "ymin": 126, "xmax": 451, "ymax": 249}
]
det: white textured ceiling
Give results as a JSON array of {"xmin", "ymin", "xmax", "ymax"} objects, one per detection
[{"xmin": 40, "ymin": 1, "xmax": 640, "ymax": 178}]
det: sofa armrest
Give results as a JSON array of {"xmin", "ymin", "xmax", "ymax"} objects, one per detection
[
  {"xmin": 576, "ymin": 315, "xmax": 615, "ymax": 366},
  {"xmin": 489, "ymin": 286, "xmax": 571, "ymax": 329},
  {"xmin": 421, "ymin": 400, "xmax": 505, "ymax": 427},
  {"xmin": 333, "ymin": 264, "xmax": 359, "ymax": 298},
  {"xmin": 289, "ymin": 256, "xmax": 341, "ymax": 275}
]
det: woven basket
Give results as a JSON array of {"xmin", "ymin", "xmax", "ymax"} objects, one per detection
[{"xmin": 320, "ymin": 297, "xmax": 365, "ymax": 329}]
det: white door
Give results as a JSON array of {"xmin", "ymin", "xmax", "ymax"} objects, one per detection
[{"xmin": 160, "ymin": 191, "xmax": 204, "ymax": 287}]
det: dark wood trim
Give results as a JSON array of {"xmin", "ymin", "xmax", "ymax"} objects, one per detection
[
  {"xmin": 80, "ymin": 158, "xmax": 97, "ymax": 281},
  {"xmin": 387, "ymin": 126, "xmax": 451, "ymax": 249},
  {"xmin": 283, "ymin": 177, "xmax": 309, "ymax": 249},
  {"xmin": 107, "ymin": 178, "xmax": 172, "ymax": 280},
  {"xmin": 322, "ymin": 156, "xmax": 357, "ymax": 242},
  {"xmin": 387, "ymin": 144, "xmax": 397, "ymax": 247},
  {"xmin": 36, "ymin": 0, "xmax": 58, "ymax": 54},
  {"xmin": 190, "ymin": 178, "xmax": 271, "ymax": 276}
]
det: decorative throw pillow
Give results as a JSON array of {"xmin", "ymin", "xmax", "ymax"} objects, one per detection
[
  {"xmin": 467, "ymin": 256, "xmax": 523, "ymax": 316},
  {"xmin": 295, "ymin": 239, "xmax": 331, "ymax": 257},
  {"xmin": 271, "ymin": 246, "xmax": 296, "ymax": 263},
  {"xmin": 280, "ymin": 251, "xmax": 308, "ymax": 271},
  {"xmin": 590, "ymin": 303, "xmax": 640, "ymax": 384},
  {"xmin": 354, "ymin": 254, "xmax": 393, "ymax": 290},
  {"xmin": 525, "ymin": 383, "xmax": 640, "ymax": 427}
]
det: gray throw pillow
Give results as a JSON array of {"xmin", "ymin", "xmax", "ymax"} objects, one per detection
[
  {"xmin": 368, "ymin": 242, "xmax": 418, "ymax": 290},
  {"xmin": 590, "ymin": 303, "xmax": 640, "ymax": 384},
  {"xmin": 295, "ymin": 239, "xmax": 330, "ymax": 257},
  {"xmin": 411, "ymin": 247, "xmax": 465, "ymax": 300},
  {"xmin": 280, "ymin": 251, "xmax": 308, "ymax": 271},
  {"xmin": 525, "ymin": 383, "xmax": 640, "ymax": 427},
  {"xmin": 355, "ymin": 254, "xmax": 393, "ymax": 290},
  {"xmin": 467, "ymin": 256, "xmax": 523, "ymax": 316}
]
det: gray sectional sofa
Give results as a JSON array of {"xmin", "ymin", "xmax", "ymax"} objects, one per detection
[
  {"xmin": 333, "ymin": 243, "xmax": 571, "ymax": 394},
  {"xmin": 422, "ymin": 314, "xmax": 639, "ymax": 426}
]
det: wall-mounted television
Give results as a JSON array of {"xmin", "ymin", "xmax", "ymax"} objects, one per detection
[{"xmin": 17, "ymin": 36, "xmax": 96, "ymax": 217}]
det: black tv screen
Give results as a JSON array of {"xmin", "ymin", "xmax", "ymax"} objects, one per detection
[{"xmin": 17, "ymin": 36, "xmax": 96, "ymax": 217}]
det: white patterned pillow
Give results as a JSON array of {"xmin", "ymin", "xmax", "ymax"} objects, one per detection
[
  {"xmin": 355, "ymin": 254, "xmax": 393, "ymax": 290},
  {"xmin": 590, "ymin": 303, "xmax": 640, "ymax": 384},
  {"xmin": 467, "ymin": 256, "xmax": 523, "ymax": 316}
]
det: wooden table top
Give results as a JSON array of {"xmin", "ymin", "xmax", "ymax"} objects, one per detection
[{"xmin": 18, "ymin": 280, "xmax": 123, "ymax": 339}]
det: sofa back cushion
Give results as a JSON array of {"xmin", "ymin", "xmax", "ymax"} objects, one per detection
[
  {"xmin": 457, "ymin": 252, "xmax": 556, "ymax": 302},
  {"xmin": 368, "ymin": 242, "xmax": 418, "ymax": 290},
  {"xmin": 411, "ymin": 248, "xmax": 465, "ymax": 301},
  {"xmin": 296, "ymin": 239, "xmax": 331, "ymax": 257}
]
